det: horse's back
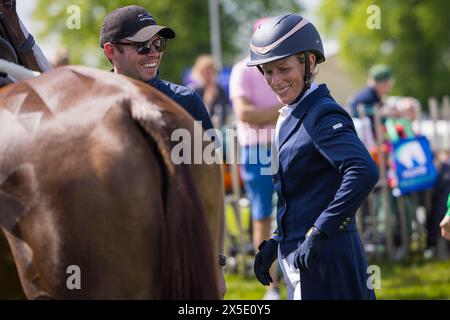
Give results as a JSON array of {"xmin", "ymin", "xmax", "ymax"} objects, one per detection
[{"xmin": 0, "ymin": 66, "xmax": 221, "ymax": 299}]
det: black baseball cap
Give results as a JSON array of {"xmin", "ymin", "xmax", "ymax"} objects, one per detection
[{"xmin": 100, "ymin": 5, "xmax": 175, "ymax": 47}]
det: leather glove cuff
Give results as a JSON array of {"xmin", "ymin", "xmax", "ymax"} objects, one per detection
[
  {"xmin": 307, "ymin": 226, "xmax": 328, "ymax": 241},
  {"xmin": 258, "ymin": 238, "xmax": 278, "ymax": 251}
]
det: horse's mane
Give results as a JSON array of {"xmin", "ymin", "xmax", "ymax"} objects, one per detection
[
  {"xmin": 125, "ymin": 69, "xmax": 219, "ymax": 298},
  {"xmin": 131, "ymin": 98, "xmax": 219, "ymax": 299}
]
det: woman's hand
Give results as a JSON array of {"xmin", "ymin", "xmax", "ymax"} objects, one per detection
[
  {"xmin": 294, "ymin": 227, "xmax": 327, "ymax": 272},
  {"xmin": 254, "ymin": 239, "xmax": 278, "ymax": 286},
  {"xmin": 440, "ymin": 215, "xmax": 450, "ymax": 240}
]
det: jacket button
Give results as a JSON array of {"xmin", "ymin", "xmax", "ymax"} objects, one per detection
[
  {"xmin": 339, "ymin": 226, "xmax": 344, "ymax": 231},
  {"xmin": 343, "ymin": 221, "xmax": 348, "ymax": 226},
  {"xmin": 346, "ymin": 217, "xmax": 351, "ymax": 223}
]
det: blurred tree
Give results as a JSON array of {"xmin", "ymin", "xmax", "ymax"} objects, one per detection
[
  {"xmin": 320, "ymin": 0, "xmax": 450, "ymax": 106},
  {"xmin": 33, "ymin": 0, "xmax": 301, "ymax": 83}
]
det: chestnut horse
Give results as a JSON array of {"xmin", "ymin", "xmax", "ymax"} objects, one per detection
[{"xmin": 0, "ymin": 65, "xmax": 225, "ymax": 299}]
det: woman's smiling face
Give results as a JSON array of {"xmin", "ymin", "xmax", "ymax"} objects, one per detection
[{"xmin": 261, "ymin": 54, "xmax": 315, "ymax": 105}]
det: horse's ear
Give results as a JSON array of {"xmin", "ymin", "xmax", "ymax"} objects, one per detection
[{"xmin": 0, "ymin": 190, "xmax": 26, "ymax": 232}]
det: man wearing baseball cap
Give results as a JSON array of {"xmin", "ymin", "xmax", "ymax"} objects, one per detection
[
  {"xmin": 100, "ymin": 5, "xmax": 214, "ymax": 132},
  {"xmin": 348, "ymin": 63, "xmax": 394, "ymax": 125}
]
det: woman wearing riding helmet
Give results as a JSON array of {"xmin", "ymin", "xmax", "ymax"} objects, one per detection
[{"xmin": 250, "ymin": 14, "xmax": 379, "ymax": 300}]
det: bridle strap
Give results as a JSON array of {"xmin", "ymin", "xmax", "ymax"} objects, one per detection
[
  {"xmin": 19, "ymin": 34, "xmax": 35, "ymax": 56},
  {"xmin": 0, "ymin": 9, "xmax": 34, "ymax": 67}
]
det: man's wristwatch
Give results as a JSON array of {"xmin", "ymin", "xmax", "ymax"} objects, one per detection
[{"xmin": 219, "ymin": 254, "xmax": 227, "ymax": 267}]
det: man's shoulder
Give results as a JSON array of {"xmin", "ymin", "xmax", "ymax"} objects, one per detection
[
  {"xmin": 350, "ymin": 86, "xmax": 379, "ymax": 106},
  {"xmin": 149, "ymin": 77, "xmax": 214, "ymax": 132},
  {"xmin": 156, "ymin": 78, "xmax": 196, "ymax": 99}
]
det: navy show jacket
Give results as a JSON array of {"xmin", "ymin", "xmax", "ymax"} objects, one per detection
[{"xmin": 273, "ymin": 84, "xmax": 379, "ymax": 257}]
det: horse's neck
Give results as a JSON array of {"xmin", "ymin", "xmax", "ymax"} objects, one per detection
[{"xmin": 17, "ymin": 17, "xmax": 52, "ymax": 72}]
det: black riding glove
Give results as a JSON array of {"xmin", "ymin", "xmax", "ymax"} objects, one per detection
[
  {"xmin": 294, "ymin": 226, "xmax": 327, "ymax": 272},
  {"xmin": 253, "ymin": 238, "xmax": 278, "ymax": 286}
]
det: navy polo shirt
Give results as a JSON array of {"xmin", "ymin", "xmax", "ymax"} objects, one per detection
[{"xmin": 148, "ymin": 76, "xmax": 214, "ymax": 132}]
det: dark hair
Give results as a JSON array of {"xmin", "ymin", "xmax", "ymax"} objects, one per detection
[
  {"xmin": 296, "ymin": 53, "xmax": 306, "ymax": 64},
  {"xmin": 106, "ymin": 43, "xmax": 124, "ymax": 66}
]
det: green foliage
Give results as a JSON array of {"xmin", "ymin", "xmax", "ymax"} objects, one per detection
[
  {"xmin": 319, "ymin": 0, "xmax": 450, "ymax": 105},
  {"xmin": 32, "ymin": 0, "xmax": 300, "ymax": 83}
]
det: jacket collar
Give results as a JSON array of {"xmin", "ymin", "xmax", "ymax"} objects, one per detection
[{"xmin": 278, "ymin": 84, "xmax": 331, "ymax": 149}]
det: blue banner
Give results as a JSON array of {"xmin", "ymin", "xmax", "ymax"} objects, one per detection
[{"xmin": 392, "ymin": 136, "xmax": 437, "ymax": 195}]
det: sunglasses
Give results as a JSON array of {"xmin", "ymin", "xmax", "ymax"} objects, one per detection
[{"xmin": 113, "ymin": 38, "xmax": 167, "ymax": 54}]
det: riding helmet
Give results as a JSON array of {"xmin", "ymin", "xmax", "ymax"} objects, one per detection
[{"xmin": 247, "ymin": 14, "xmax": 325, "ymax": 67}]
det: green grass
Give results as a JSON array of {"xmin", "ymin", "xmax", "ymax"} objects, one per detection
[
  {"xmin": 374, "ymin": 259, "xmax": 450, "ymax": 299},
  {"xmin": 224, "ymin": 203, "xmax": 450, "ymax": 300},
  {"xmin": 223, "ymin": 259, "xmax": 450, "ymax": 300},
  {"xmin": 224, "ymin": 273, "xmax": 277, "ymax": 300}
]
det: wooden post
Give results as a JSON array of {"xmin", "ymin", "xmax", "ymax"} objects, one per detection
[
  {"xmin": 373, "ymin": 105, "xmax": 394, "ymax": 260},
  {"xmin": 356, "ymin": 104, "xmax": 367, "ymax": 235},
  {"xmin": 415, "ymin": 98, "xmax": 423, "ymax": 136},
  {"xmin": 396, "ymin": 196, "xmax": 410, "ymax": 260},
  {"xmin": 228, "ymin": 137, "xmax": 248, "ymax": 277},
  {"xmin": 356, "ymin": 104, "xmax": 379, "ymax": 258},
  {"xmin": 428, "ymin": 97, "xmax": 439, "ymax": 152},
  {"xmin": 442, "ymin": 96, "xmax": 450, "ymax": 151}
]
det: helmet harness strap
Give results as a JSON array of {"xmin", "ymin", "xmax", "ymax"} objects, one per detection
[
  {"xmin": 297, "ymin": 50, "xmax": 311, "ymax": 101},
  {"xmin": 257, "ymin": 65, "xmax": 263, "ymax": 74}
]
